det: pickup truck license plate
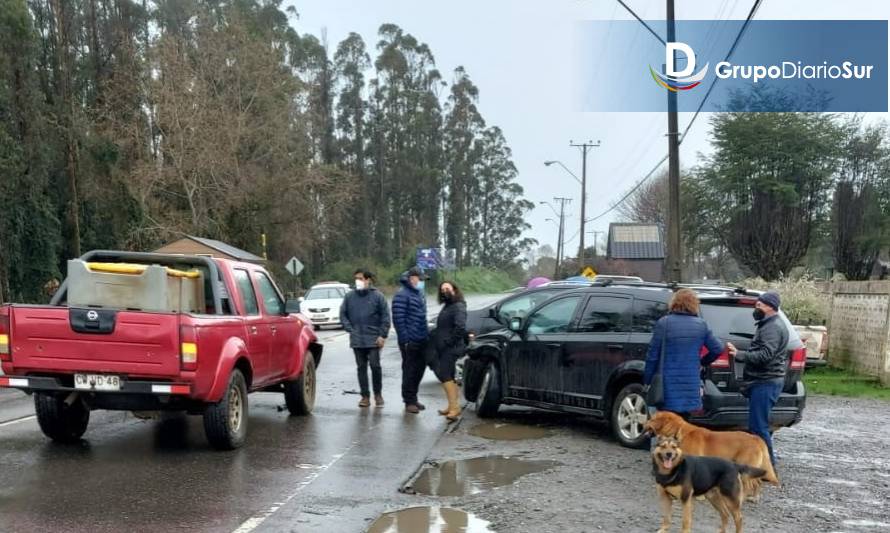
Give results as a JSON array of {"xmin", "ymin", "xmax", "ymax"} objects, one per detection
[{"xmin": 74, "ymin": 374, "xmax": 121, "ymax": 391}]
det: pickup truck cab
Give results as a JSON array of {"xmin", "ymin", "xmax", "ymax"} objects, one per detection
[{"xmin": 0, "ymin": 250, "xmax": 322, "ymax": 450}]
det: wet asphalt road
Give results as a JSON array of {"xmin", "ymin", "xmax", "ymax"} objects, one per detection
[{"xmin": 0, "ymin": 294, "xmax": 501, "ymax": 533}]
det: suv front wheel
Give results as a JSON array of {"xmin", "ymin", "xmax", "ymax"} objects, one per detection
[
  {"xmin": 610, "ymin": 383, "xmax": 649, "ymax": 449},
  {"xmin": 475, "ymin": 361, "xmax": 502, "ymax": 418}
]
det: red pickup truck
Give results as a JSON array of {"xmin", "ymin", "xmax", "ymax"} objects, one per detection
[{"xmin": 0, "ymin": 250, "xmax": 322, "ymax": 450}]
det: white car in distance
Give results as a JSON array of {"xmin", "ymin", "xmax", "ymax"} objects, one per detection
[{"xmin": 299, "ymin": 282, "xmax": 350, "ymax": 329}]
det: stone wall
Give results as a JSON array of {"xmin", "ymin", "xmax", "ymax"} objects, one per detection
[{"xmin": 825, "ymin": 281, "xmax": 890, "ymax": 385}]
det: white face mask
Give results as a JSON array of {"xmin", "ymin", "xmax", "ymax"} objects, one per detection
[{"xmin": 355, "ymin": 279, "xmax": 366, "ymax": 290}]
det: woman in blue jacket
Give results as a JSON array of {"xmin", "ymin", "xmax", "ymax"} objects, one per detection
[{"xmin": 644, "ymin": 289, "xmax": 725, "ymax": 416}]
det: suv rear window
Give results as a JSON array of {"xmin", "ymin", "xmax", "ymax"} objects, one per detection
[
  {"xmin": 700, "ymin": 303, "xmax": 757, "ymax": 338},
  {"xmin": 700, "ymin": 302, "xmax": 802, "ymax": 347}
]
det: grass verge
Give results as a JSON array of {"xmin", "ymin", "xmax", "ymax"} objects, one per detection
[{"xmin": 805, "ymin": 366, "xmax": 890, "ymax": 400}]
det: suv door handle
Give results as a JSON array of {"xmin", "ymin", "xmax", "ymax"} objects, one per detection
[{"xmin": 607, "ymin": 344, "xmax": 624, "ymax": 350}]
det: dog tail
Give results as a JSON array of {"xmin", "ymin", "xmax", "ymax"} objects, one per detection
[
  {"xmin": 760, "ymin": 460, "xmax": 780, "ymax": 486},
  {"xmin": 737, "ymin": 464, "xmax": 768, "ymax": 480}
]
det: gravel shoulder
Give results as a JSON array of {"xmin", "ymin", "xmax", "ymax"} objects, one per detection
[{"xmin": 407, "ymin": 395, "xmax": 890, "ymax": 533}]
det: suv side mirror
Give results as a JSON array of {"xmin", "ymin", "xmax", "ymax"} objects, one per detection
[
  {"xmin": 285, "ymin": 299, "xmax": 302, "ymax": 314},
  {"xmin": 508, "ymin": 317, "xmax": 523, "ymax": 332},
  {"xmin": 487, "ymin": 307, "xmax": 498, "ymax": 320},
  {"xmin": 297, "ymin": 296, "xmax": 305, "ymax": 303}
]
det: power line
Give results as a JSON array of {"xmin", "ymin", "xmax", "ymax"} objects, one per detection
[
  {"xmin": 586, "ymin": 154, "xmax": 669, "ymax": 223},
  {"xmin": 679, "ymin": 0, "xmax": 764, "ymax": 144},
  {"xmin": 614, "ymin": 0, "xmax": 666, "ymax": 46},
  {"xmin": 584, "ymin": 0, "xmax": 764, "ymax": 226}
]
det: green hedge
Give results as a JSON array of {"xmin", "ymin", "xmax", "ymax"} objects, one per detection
[{"xmin": 308, "ymin": 257, "xmax": 520, "ymax": 296}]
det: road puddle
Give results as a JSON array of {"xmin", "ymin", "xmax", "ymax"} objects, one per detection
[
  {"xmin": 411, "ymin": 456, "xmax": 559, "ymax": 496},
  {"xmin": 468, "ymin": 422, "xmax": 551, "ymax": 441},
  {"xmin": 368, "ymin": 506, "xmax": 492, "ymax": 533}
]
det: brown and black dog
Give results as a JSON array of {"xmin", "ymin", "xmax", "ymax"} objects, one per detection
[
  {"xmin": 652, "ymin": 436, "xmax": 767, "ymax": 533},
  {"xmin": 645, "ymin": 411, "xmax": 779, "ymax": 499}
]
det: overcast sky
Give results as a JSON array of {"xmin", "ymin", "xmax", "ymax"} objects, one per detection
[{"xmin": 286, "ymin": 0, "xmax": 890, "ymax": 259}]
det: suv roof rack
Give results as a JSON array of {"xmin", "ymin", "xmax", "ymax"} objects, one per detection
[{"xmin": 548, "ymin": 280, "xmax": 759, "ymax": 294}]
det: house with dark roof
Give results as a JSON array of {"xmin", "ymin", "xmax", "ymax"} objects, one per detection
[
  {"xmin": 606, "ymin": 223, "xmax": 665, "ymax": 281},
  {"xmin": 154, "ymin": 236, "xmax": 265, "ymax": 263}
]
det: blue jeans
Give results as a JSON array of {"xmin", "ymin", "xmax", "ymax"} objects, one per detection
[{"xmin": 748, "ymin": 381, "xmax": 783, "ymax": 465}]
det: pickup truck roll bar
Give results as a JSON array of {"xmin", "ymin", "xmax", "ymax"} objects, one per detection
[{"xmin": 50, "ymin": 250, "xmax": 225, "ymax": 315}]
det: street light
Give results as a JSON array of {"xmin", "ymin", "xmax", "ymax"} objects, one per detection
[
  {"xmin": 539, "ymin": 201, "xmax": 560, "ymax": 217},
  {"xmin": 543, "ymin": 160, "xmax": 582, "ymax": 185}
]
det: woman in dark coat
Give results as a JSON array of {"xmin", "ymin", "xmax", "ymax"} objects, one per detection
[
  {"xmin": 644, "ymin": 288, "xmax": 725, "ymax": 416},
  {"xmin": 433, "ymin": 281, "xmax": 467, "ymax": 420}
]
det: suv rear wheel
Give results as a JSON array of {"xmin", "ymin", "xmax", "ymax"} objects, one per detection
[
  {"xmin": 34, "ymin": 392, "xmax": 90, "ymax": 443},
  {"xmin": 475, "ymin": 361, "xmax": 502, "ymax": 418},
  {"xmin": 610, "ymin": 383, "xmax": 649, "ymax": 449},
  {"xmin": 284, "ymin": 355, "xmax": 316, "ymax": 415},
  {"xmin": 203, "ymin": 369, "xmax": 248, "ymax": 450}
]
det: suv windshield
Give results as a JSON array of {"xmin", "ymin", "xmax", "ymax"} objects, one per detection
[{"xmin": 305, "ymin": 287, "xmax": 345, "ymax": 300}]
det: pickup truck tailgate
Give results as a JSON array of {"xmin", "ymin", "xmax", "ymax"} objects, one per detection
[{"xmin": 9, "ymin": 306, "xmax": 182, "ymax": 377}]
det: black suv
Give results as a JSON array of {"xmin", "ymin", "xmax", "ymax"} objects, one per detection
[
  {"xmin": 461, "ymin": 282, "xmax": 595, "ymax": 338},
  {"xmin": 461, "ymin": 283, "xmax": 807, "ymax": 449}
]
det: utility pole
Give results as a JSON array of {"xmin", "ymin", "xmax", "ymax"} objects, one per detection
[
  {"xmin": 666, "ymin": 0, "xmax": 682, "ymax": 283},
  {"xmin": 570, "ymin": 140, "xmax": 600, "ymax": 272},
  {"xmin": 553, "ymin": 197, "xmax": 571, "ymax": 278},
  {"xmin": 590, "ymin": 230, "xmax": 605, "ymax": 258}
]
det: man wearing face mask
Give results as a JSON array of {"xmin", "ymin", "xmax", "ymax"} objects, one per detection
[
  {"xmin": 340, "ymin": 269, "xmax": 391, "ymax": 408},
  {"xmin": 392, "ymin": 267, "xmax": 429, "ymax": 414},
  {"xmin": 726, "ymin": 290, "xmax": 787, "ymax": 467}
]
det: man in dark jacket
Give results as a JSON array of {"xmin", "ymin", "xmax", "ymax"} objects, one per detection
[
  {"xmin": 727, "ymin": 290, "xmax": 788, "ymax": 466},
  {"xmin": 392, "ymin": 267, "xmax": 429, "ymax": 414},
  {"xmin": 340, "ymin": 269, "xmax": 391, "ymax": 408}
]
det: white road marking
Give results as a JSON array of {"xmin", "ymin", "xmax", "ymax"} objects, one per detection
[
  {"xmin": 0, "ymin": 414, "xmax": 37, "ymax": 428},
  {"xmin": 231, "ymin": 426, "xmax": 376, "ymax": 533}
]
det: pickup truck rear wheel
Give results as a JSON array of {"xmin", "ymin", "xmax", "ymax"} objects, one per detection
[
  {"xmin": 34, "ymin": 393, "xmax": 90, "ymax": 444},
  {"xmin": 203, "ymin": 369, "xmax": 248, "ymax": 450},
  {"xmin": 284, "ymin": 355, "xmax": 316, "ymax": 416}
]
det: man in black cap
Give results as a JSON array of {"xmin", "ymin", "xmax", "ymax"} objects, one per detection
[
  {"xmin": 727, "ymin": 290, "xmax": 787, "ymax": 466},
  {"xmin": 391, "ymin": 266, "xmax": 429, "ymax": 413}
]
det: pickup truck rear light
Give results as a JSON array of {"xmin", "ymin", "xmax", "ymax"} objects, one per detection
[
  {"xmin": 0, "ymin": 314, "xmax": 10, "ymax": 361},
  {"xmin": 789, "ymin": 347, "xmax": 807, "ymax": 371},
  {"xmin": 180, "ymin": 325, "xmax": 198, "ymax": 371},
  {"xmin": 700, "ymin": 345, "xmax": 731, "ymax": 368}
]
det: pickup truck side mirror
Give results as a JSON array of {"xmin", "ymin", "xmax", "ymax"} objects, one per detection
[{"xmin": 285, "ymin": 299, "xmax": 302, "ymax": 314}]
